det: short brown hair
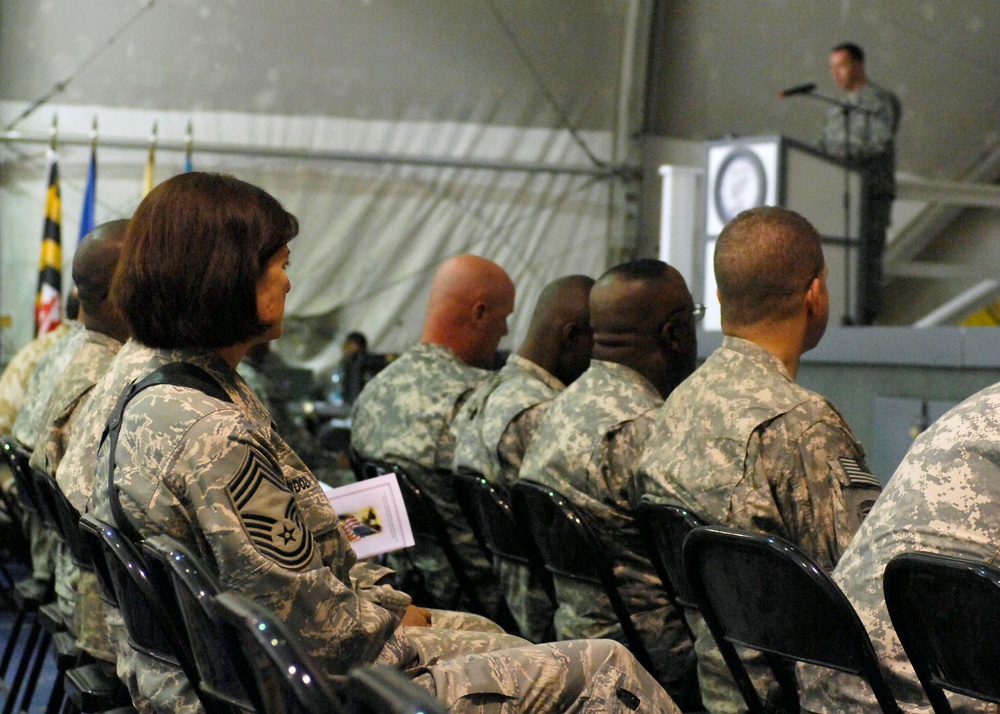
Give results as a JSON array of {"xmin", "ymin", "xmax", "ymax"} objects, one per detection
[
  {"xmin": 714, "ymin": 206, "xmax": 824, "ymax": 328},
  {"xmin": 113, "ymin": 172, "xmax": 298, "ymax": 348}
]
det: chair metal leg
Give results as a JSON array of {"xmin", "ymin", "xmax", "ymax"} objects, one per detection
[
  {"xmin": 16, "ymin": 629, "xmax": 53, "ymax": 714},
  {"xmin": 0, "ymin": 610, "xmax": 27, "ymax": 677},
  {"xmin": 1, "ymin": 619, "xmax": 45, "ymax": 714}
]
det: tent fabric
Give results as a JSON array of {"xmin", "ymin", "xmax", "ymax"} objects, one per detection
[{"xmin": 1, "ymin": 102, "xmax": 619, "ymax": 375}]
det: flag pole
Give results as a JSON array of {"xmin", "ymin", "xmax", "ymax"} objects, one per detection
[{"xmin": 142, "ymin": 120, "xmax": 157, "ymax": 197}]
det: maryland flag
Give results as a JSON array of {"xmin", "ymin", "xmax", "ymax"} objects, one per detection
[
  {"xmin": 35, "ymin": 149, "xmax": 63, "ymax": 336},
  {"xmin": 142, "ymin": 120, "xmax": 157, "ymax": 197}
]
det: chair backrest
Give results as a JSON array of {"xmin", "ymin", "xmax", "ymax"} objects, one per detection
[
  {"xmin": 79, "ymin": 513, "xmax": 215, "ymax": 711},
  {"xmin": 509, "ymin": 479, "xmax": 656, "ymax": 673},
  {"xmin": 1, "ymin": 436, "xmax": 42, "ymax": 522},
  {"xmin": 450, "ymin": 470, "xmax": 490, "ymax": 558},
  {"xmin": 34, "ymin": 469, "xmax": 91, "ymax": 569},
  {"xmin": 343, "ymin": 664, "xmax": 446, "ymax": 714},
  {"xmin": 635, "ymin": 500, "xmax": 704, "ymax": 610},
  {"xmin": 454, "ymin": 471, "xmax": 556, "ymax": 607},
  {"xmin": 884, "ymin": 551, "xmax": 1000, "ymax": 713},
  {"xmin": 78, "ymin": 513, "xmax": 119, "ymax": 607},
  {"xmin": 210, "ymin": 590, "xmax": 343, "ymax": 714},
  {"xmin": 683, "ymin": 525, "xmax": 902, "ymax": 714},
  {"xmin": 142, "ymin": 535, "xmax": 252, "ymax": 712},
  {"xmin": 386, "ymin": 462, "xmax": 487, "ymax": 615}
]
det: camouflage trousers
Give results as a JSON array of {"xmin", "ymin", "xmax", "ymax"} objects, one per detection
[
  {"xmin": 116, "ymin": 602, "xmax": 519, "ymax": 714},
  {"xmin": 498, "ymin": 560, "xmax": 555, "ymax": 643},
  {"xmin": 688, "ymin": 609, "xmax": 774, "ymax": 714},
  {"xmin": 29, "ymin": 514, "xmax": 57, "ymax": 580},
  {"xmin": 76, "ymin": 570, "xmax": 117, "ymax": 662},
  {"xmin": 412, "ymin": 638, "xmax": 681, "ymax": 713}
]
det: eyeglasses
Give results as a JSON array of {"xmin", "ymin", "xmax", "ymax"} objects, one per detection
[{"xmin": 666, "ymin": 303, "xmax": 706, "ymax": 324}]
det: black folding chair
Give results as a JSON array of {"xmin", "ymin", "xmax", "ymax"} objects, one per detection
[
  {"xmin": 683, "ymin": 525, "xmax": 903, "ymax": 714},
  {"xmin": 509, "ymin": 480, "xmax": 656, "ymax": 674},
  {"xmin": 635, "ymin": 500, "xmax": 704, "ymax": 613},
  {"xmin": 0, "ymin": 438, "xmax": 54, "ymax": 714},
  {"xmin": 212, "ymin": 590, "xmax": 446, "ymax": 714},
  {"xmin": 343, "ymin": 664, "xmax": 447, "ymax": 714},
  {"xmin": 141, "ymin": 535, "xmax": 252, "ymax": 713},
  {"xmin": 453, "ymin": 470, "xmax": 556, "ymax": 639},
  {"xmin": 374, "ymin": 461, "xmax": 488, "ymax": 614},
  {"xmin": 884, "ymin": 551, "xmax": 1000, "ymax": 713},
  {"xmin": 78, "ymin": 514, "xmax": 225, "ymax": 714},
  {"xmin": 209, "ymin": 590, "xmax": 344, "ymax": 714}
]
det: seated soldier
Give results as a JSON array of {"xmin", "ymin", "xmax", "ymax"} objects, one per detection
[
  {"xmin": 520, "ymin": 259, "xmax": 700, "ymax": 704},
  {"xmin": 70, "ymin": 172, "xmax": 680, "ymax": 714}
]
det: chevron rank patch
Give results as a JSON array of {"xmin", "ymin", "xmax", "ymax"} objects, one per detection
[
  {"xmin": 229, "ymin": 449, "xmax": 315, "ymax": 570},
  {"xmin": 838, "ymin": 456, "xmax": 881, "ymax": 489}
]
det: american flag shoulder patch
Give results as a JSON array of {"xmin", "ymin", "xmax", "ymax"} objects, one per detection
[
  {"xmin": 229, "ymin": 449, "xmax": 315, "ymax": 571},
  {"xmin": 838, "ymin": 456, "xmax": 881, "ymax": 489}
]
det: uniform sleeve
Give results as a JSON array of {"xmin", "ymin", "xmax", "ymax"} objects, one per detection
[
  {"xmin": 495, "ymin": 402, "xmax": 548, "ymax": 482},
  {"xmin": 138, "ymin": 411, "xmax": 406, "ymax": 674},
  {"xmin": 754, "ymin": 417, "xmax": 880, "ymax": 573}
]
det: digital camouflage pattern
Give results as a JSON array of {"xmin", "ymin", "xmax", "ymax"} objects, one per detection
[
  {"xmin": 28, "ymin": 328, "xmax": 122, "ymax": 638},
  {"xmin": 637, "ymin": 336, "xmax": 881, "ymax": 714},
  {"xmin": 11, "ymin": 322, "xmax": 86, "ymax": 580},
  {"xmin": 411, "ymin": 638, "xmax": 682, "ymax": 714},
  {"xmin": 0, "ymin": 322, "xmax": 71, "ymax": 433},
  {"xmin": 81, "ymin": 339, "xmax": 678, "ymax": 714},
  {"xmin": 799, "ymin": 381, "xmax": 1000, "ymax": 714},
  {"xmin": 821, "ymin": 79, "xmax": 900, "ymax": 324},
  {"xmin": 350, "ymin": 341, "xmax": 501, "ymax": 610},
  {"xmin": 452, "ymin": 353, "xmax": 562, "ymax": 642},
  {"xmin": 12, "ymin": 322, "xmax": 86, "ymax": 449},
  {"xmin": 520, "ymin": 359, "xmax": 695, "ymax": 692},
  {"xmin": 821, "ymin": 81, "xmax": 900, "ymax": 192},
  {"xmin": 452, "ymin": 353, "xmax": 563, "ymax": 486}
]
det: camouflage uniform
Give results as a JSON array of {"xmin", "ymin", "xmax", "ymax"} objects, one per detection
[
  {"xmin": 0, "ymin": 323, "xmax": 71, "ymax": 433},
  {"xmin": 820, "ymin": 81, "xmax": 900, "ymax": 325},
  {"xmin": 11, "ymin": 322, "xmax": 86, "ymax": 580},
  {"xmin": 452, "ymin": 353, "xmax": 563, "ymax": 486},
  {"xmin": 452, "ymin": 353, "xmax": 562, "ymax": 641},
  {"xmin": 637, "ymin": 336, "xmax": 881, "ymax": 714},
  {"xmin": 350, "ymin": 342, "xmax": 500, "ymax": 611},
  {"xmin": 799, "ymin": 381, "xmax": 1000, "ymax": 714},
  {"xmin": 520, "ymin": 359, "xmax": 695, "ymax": 694},
  {"xmin": 85, "ymin": 340, "xmax": 679, "ymax": 714},
  {"xmin": 26, "ymin": 329, "xmax": 122, "ymax": 647},
  {"xmin": 12, "ymin": 322, "xmax": 86, "ymax": 449},
  {"xmin": 0, "ymin": 323, "xmax": 71, "ymax": 524}
]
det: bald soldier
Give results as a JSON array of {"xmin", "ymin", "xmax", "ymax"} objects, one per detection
[
  {"xmin": 350, "ymin": 254, "xmax": 514, "ymax": 607},
  {"xmin": 451, "ymin": 274, "xmax": 594, "ymax": 641},
  {"xmin": 519, "ymin": 259, "xmax": 699, "ymax": 704},
  {"xmin": 636, "ymin": 207, "xmax": 881, "ymax": 713},
  {"xmin": 30, "ymin": 220, "xmax": 130, "ymax": 661}
]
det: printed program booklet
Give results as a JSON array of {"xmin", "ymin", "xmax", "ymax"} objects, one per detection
[{"xmin": 321, "ymin": 473, "xmax": 415, "ymax": 559}]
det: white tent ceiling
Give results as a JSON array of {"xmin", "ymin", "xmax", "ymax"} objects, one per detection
[{"xmin": 3, "ymin": 0, "xmax": 1000, "ymax": 367}]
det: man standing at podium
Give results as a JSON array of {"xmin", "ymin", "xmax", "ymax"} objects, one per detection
[{"xmin": 821, "ymin": 42, "xmax": 901, "ymax": 326}]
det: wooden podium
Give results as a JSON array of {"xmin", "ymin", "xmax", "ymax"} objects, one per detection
[{"xmin": 702, "ymin": 135, "xmax": 862, "ymax": 329}]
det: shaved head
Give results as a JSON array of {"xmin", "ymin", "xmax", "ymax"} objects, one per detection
[
  {"xmin": 519, "ymin": 275, "xmax": 595, "ymax": 385},
  {"xmin": 74, "ymin": 220, "xmax": 128, "ymax": 310},
  {"xmin": 590, "ymin": 259, "xmax": 697, "ymax": 398},
  {"xmin": 422, "ymin": 254, "xmax": 515, "ymax": 368},
  {"xmin": 715, "ymin": 206, "xmax": 824, "ymax": 329},
  {"xmin": 73, "ymin": 219, "xmax": 130, "ymax": 340}
]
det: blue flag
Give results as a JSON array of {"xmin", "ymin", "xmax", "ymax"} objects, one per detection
[{"xmin": 78, "ymin": 146, "xmax": 96, "ymax": 243}]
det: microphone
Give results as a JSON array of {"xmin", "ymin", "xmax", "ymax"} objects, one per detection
[{"xmin": 778, "ymin": 82, "xmax": 817, "ymax": 98}]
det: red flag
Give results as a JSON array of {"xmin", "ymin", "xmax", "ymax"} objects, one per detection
[{"xmin": 35, "ymin": 149, "xmax": 63, "ymax": 336}]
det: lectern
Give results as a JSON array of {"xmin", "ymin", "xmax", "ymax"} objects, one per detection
[{"xmin": 702, "ymin": 135, "xmax": 862, "ymax": 330}]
